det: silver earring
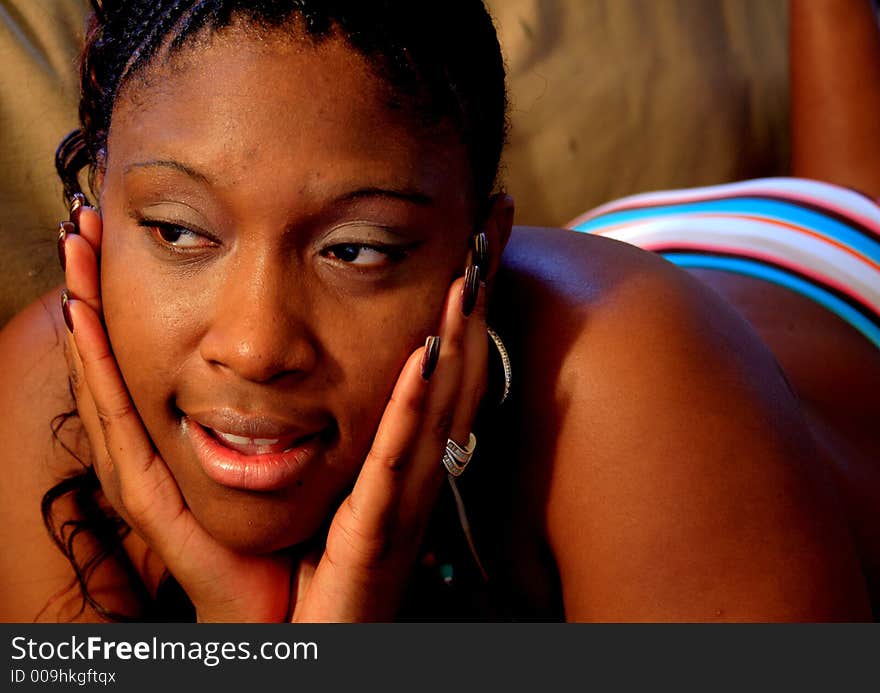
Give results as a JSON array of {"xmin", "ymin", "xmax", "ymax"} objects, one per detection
[{"xmin": 487, "ymin": 327, "xmax": 511, "ymax": 405}]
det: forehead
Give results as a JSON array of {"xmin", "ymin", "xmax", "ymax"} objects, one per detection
[{"xmin": 106, "ymin": 24, "xmax": 468, "ymax": 202}]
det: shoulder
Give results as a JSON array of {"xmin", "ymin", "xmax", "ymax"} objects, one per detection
[
  {"xmin": 0, "ymin": 288, "xmax": 107, "ymax": 621},
  {"xmin": 496, "ymin": 226, "xmax": 754, "ymax": 406},
  {"xmin": 495, "ymin": 227, "xmax": 872, "ymax": 621},
  {"xmin": 0, "ymin": 287, "xmax": 79, "ymax": 478}
]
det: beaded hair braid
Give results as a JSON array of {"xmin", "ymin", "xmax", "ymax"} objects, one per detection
[{"xmin": 45, "ymin": 0, "xmax": 508, "ymax": 621}]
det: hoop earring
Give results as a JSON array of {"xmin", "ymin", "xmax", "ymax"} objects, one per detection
[{"xmin": 487, "ymin": 327, "xmax": 511, "ymax": 405}]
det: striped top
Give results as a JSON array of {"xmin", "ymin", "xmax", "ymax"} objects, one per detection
[{"xmin": 567, "ymin": 178, "xmax": 880, "ymax": 350}]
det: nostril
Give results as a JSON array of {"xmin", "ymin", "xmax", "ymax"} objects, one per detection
[
  {"xmin": 200, "ymin": 326, "xmax": 318, "ymax": 384},
  {"xmin": 198, "ymin": 278, "xmax": 320, "ymax": 383}
]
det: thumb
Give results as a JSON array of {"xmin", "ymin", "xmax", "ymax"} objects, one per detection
[{"xmin": 289, "ymin": 542, "xmax": 323, "ymax": 619}]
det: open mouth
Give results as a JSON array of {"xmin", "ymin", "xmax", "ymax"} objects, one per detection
[{"xmin": 182, "ymin": 415, "xmax": 332, "ymax": 492}]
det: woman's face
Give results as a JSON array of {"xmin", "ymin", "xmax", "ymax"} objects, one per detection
[{"xmin": 99, "ymin": 25, "xmax": 474, "ymax": 552}]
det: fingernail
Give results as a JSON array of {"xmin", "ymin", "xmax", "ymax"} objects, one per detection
[
  {"xmin": 473, "ymin": 232, "xmax": 488, "ymax": 271},
  {"xmin": 461, "ymin": 264, "xmax": 480, "ymax": 317},
  {"xmin": 57, "ymin": 221, "xmax": 75, "ymax": 271},
  {"xmin": 61, "ymin": 289, "xmax": 74, "ymax": 333},
  {"xmin": 421, "ymin": 335, "xmax": 441, "ymax": 380},
  {"xmin": 69, "ymin": 193, "xmax": 86, "ymax": 225}
]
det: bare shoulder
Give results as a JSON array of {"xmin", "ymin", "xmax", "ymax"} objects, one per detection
[
  {"xmin": 0, "ymin": 287, "xmax": 83, "ymax": 490},
  {"xmin": 0, "ymin": 288, "xmax": 129, "ymax": 622},
  {"xmin": 495, "ymin": 227, "xmax": 872, "ymax": 621}
]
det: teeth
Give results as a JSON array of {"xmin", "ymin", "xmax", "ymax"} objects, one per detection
[
  {"xmin": 215, "ymin": 431, "xmax": 252, "ymax": 446},
  {"xmin": 199, "ymin": 421, "xmax": 317, "ymax": 455},
  {"xmin": 213, "ymin": 431, "xmax": 280, "ymax": 446}
]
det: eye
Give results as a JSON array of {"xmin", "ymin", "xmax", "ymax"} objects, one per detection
[
  {"xmin": 323, "ymin": 243, "xmax": 399, "ymax": 267},
  {"xmin": 140, "ymin": 221, "xmax": 216, "ymax": 250}
]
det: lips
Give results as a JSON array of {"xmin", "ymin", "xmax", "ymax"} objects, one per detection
[{"xmin": 181, "ymin": 409, "xmax": 331, "ymax": 492}]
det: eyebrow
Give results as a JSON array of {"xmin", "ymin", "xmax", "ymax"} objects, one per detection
[
  {"xmin": 337, "ymin": 187, "xmax": 433, "ymax": 207},
  {"xmin": 124, "ymin": 159, "xmax": 212, "ymax": 184},
  {"xmin": 124, "ymin": 160, "xmax": 433, "ymax": 206}
]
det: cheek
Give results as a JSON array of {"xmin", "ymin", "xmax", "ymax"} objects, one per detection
[
  {"xmin": 100, "ymin": 210, "xmax": 456, "ymax": 465},
  {"xmin": 100, "ymin": 221, "xmax": 206, "ymax": 417},
  {"xmin": 324, "ymin": 281, "xmax": 449, "ymax": 458}
]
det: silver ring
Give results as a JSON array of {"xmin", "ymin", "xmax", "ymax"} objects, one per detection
[
  {"xmin": 446, "ymin": 432, "xmax": 476, "ymax": 462},
  {"xmin": 442, "ymin": 433, "xmax": 477, "ymax": 476},
  {"xmin": 443, "ymin": 451, "xmax": 466, "ymax": 476}
]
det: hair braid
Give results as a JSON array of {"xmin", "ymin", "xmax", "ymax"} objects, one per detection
[
  {"xmin": 56, "ymin": 0, "xmax": 507, "ymax": 211},
  {"xmin": 56, "ymin": 2, "xmax": 195, "ymax": 206}
]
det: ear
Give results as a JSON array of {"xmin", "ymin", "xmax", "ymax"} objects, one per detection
[
  {"xmin": 91, "ymin": 147, "xmax": 107, "ymax": 205},
  {"xmin": 478, "ymin": 193, "xmax": 514, "ymax": 286},
  {"xmin": 92, "ymin": 171, "xmax": 105, "ymax": 204}
]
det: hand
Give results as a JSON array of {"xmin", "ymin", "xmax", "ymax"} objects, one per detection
[
  {"xmin": 61, "ymin": 200, "xmax": 294, "ymax": 622},
  {"xmin": 289, "ymin": 264, "xmax": 487, "ymax": 622},
  {"xmin": 61, "ymin": 199, "xmax": 488, "ymax": 621}
]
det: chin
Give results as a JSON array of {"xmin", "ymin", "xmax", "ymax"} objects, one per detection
[
  {"xmin": 161, "ymin": 428, "xmax": 356, "ymax": 555},
  {"xmin": 189, "ymin": 490, "xmax": 332, "ymax": 555}
]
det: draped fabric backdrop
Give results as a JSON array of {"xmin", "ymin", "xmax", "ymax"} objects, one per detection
[{"xmin": 0, "ymin": 0, "xmax": 788, "ymax": 326}]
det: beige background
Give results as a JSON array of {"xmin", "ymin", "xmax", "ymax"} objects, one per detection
[
  {"xmin": 0, "ymin": 0, "xmax": 788, "ymax": 327},
  {"xmin": 488, "ymin": 0, "xmax": 789, "ymax": 226}
]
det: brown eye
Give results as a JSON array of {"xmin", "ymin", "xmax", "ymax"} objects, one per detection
[
  {"xmin": 143, "ymin": 222, "xmax": 214, "ymax": 250},
  {"xmin": 325, "ymin": 243, "xmax": 393, "ymax": 266},
  {"xmin": 157, "ymin": 226, "xmax": 186, "ymax": 244}
]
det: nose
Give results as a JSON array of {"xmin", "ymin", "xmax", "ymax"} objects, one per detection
[{"xmin": 198, "ymin": 260, "xmax": 319, "ymax": 384}]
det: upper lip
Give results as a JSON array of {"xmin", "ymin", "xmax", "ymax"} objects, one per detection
[{"xmin": 184, "ymin": 407, "xmax": 329, "ymax": 441}]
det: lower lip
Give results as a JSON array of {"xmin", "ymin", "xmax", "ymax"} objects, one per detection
[{"xmin": 183, "ymin": 417, "xmax": 323, "ymax": 492}]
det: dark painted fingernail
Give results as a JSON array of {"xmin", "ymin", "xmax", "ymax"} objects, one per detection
[
  {"xmin": 57, "ymin": 221, "xmax": 75, "ymax": 271},
  {"xmin": 421, "ymin": 336, "xmax": 441, "ymax": 380},
  {"xmin": 61, "ymin": 289, "xmax": 74, "ymax": 333},
  {"xmin": 473, "ymin": 232, "xmax": 488, "ymax": 271},
  {"xmin": 69, "ymin": 193, "xmax": 86, "ymax": 225},
  {"xmin": 461, "ymin": 264, "xmax": 480, "ymax": 317}
]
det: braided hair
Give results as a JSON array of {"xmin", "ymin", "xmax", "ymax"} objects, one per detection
[
  {"xmin": 45, "ymin": 0, "xmax": 508, "ymax": 621},
  {"xmin": 56, "ymin": 0, "xmax": 508, "ymax": 216}
]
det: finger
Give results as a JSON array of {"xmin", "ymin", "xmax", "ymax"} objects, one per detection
[
  {"xmin": 71, "ymin": 201, "xmax": 103, "ymax": 251},
  {"xmin": 346, "ymin": 271, "xmax": 471, "ymax": 522},
  {"xmin": 330, "ymin": 274, "xmax": 471, "ymax": 560},
  {"xmin": 448, "ymin": 279, "xmax": 487, "ymax": 447},
  {"xmin": 65, "ymin": 296, "xmax": 190, "ymax": 540},
  {"xmin": 289, "ymin": 543, "xmax": 322, "ymax": 618},
  {"xmin": 64, "ymin": 234, "xmax": 102, "ymax": 315},
  {"xmin": 61, "ymin": 290, "xmax": 114, "ymax": 486},
  {"xmin": 403, "ymin": 272, "xmax": 474, "ymax": 498},
  {"xmin": 344, "ymin": 345, "xmax": 431, "ymax": 541}
]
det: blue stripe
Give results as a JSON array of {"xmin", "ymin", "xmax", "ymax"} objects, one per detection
[
  {"xmin": 663, "ymin": 253, "xmax": 880, "ymax": 350},
  {"xmin": 571, "ymin": 197, "xmax": 880, "ymax": 264}
]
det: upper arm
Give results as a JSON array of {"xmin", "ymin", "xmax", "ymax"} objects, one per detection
[
  {"xmin": 0, "ymin": 291, "xmax": 139, "ymax": 622},
  {"xmin": 539, "ymin": 262, "xmax": 871, "ymax": 621}
]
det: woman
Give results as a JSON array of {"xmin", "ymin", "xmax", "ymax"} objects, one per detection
[{"xmin": 0, "ymin": 0, "xmax": 874, "ymax": 621}]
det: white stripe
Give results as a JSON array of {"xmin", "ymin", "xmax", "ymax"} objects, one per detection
[
  {"xmin": 594, "ymin": 215, "xmax": 880, "ymax": 311},
  {"xmin": 575, "ymin": 178, "xmax": 880, "ymax": 230}
]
